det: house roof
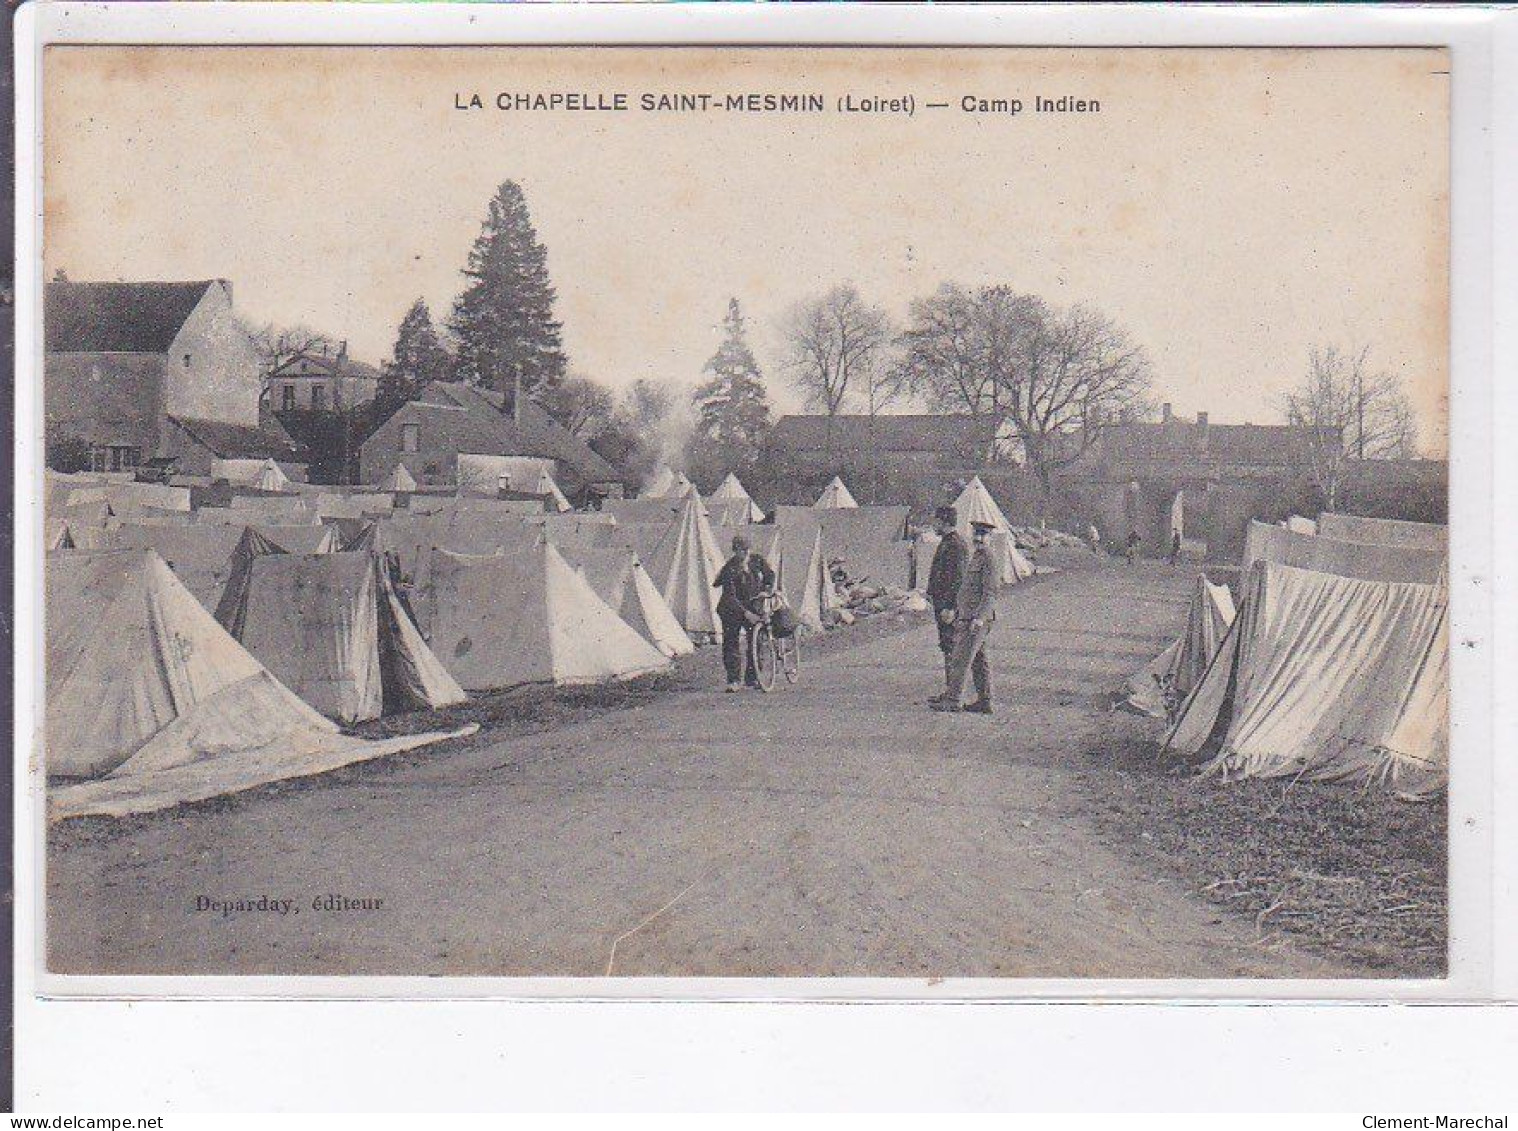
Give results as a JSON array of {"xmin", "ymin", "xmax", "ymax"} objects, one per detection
[
  {"xmin": 268, "ymin": 349, "xmax": 382, "ymax": 382},
  {"xmin": 46, "ymin": 280, "xmax": 221, "ymax": 353},
  {"xmin": 167, "ymin": 415, "xmax": 304, "ymax": 462},
  {"xmin": 368, "ymin": 381, "xmax": 627, "ymax": 486},
  {"xmin": 1100, "ymin": 419, "xmax": 1342, "ymax": 468},
  {"xmin": 770, "ymin": 414, "xmax": 999, "ymax": 455}
]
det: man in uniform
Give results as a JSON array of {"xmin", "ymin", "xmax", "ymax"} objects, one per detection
[
  {"xmin": 932, "ymin": 519, "xmax": 1001, "ymax": 714},
  {"xmin": 924, "ymin": 505, "xmax": 968, "ymax": 702},
  {"xmin": 713, "ymin": 533, "xmax": 776, "ymax": 692}
]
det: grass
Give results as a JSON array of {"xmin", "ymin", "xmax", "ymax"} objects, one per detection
[{"xmin": 1082, "ymin": 712, "xmax": 1447, "ymax": 976}]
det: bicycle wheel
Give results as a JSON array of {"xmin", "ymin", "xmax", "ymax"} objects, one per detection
[
  {"xmin": 750, "ymin": 623, "xmax": 777, "ymax": 691},
  {"xmin": 781, "ymin": 631, "xmax": 801, "ymax": 684}
]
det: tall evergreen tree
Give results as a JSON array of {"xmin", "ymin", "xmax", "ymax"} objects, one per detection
[
  {"xmin": 688, "ymin": 298, "xmax": 772, "ymax": 483},
  {"xmin": 449, "ymin": 180, "xmax": 567, "ymax": 397},
  {"xmin": 380, "ymin": 298, "xmax": 452, "ymax": 405}
]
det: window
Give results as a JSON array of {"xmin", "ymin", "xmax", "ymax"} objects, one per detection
[
  {"xmin": 400, "ymin": 423, "xmax": 419, "ymax": 453},
  {"xmin": 183, "ymin": 353, "xmax": 192, "ymax": 369},
  {"xmin": 90, "ymin": 445, "xmax": 142, "ymax": 473},
  {"xmin": 281, "ymin": 385, "xmax": 296, "ymax": 411},
  {"xmin": 311, "ymin": 384, "xmax": 326, "ymax": 410}
]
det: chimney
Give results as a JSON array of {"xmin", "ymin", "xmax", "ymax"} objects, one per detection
[
  {"xmin": 337, "ymin": 340, "xmax": 348, "ymax": 362},
  {"xmin": 1197, "ymin": 410, "xmax": 1209, "ymax": 447},
  {"xmin": 1162, "ymin": 402, "xmax": 1173, "ymax": 423}
]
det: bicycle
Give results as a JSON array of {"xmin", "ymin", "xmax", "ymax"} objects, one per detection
[{"xmin": 748, "ymin": 590, "xmax": 801, "ymax": 692}]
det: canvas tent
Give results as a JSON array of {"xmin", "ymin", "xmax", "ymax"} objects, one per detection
[
  {"xmin": 44, "ymin": 549, "xmax": 469, "ymax": 819},
  {"xmin": 706, "ymin": 498, "xmax": 766, "ymax": 530},
  {"xmin": 386, "ymin": 462, "xmax": 418, "ymax": 492},
  {"xmin": 45, "ymin": 518, "xmax": 73, "ymax": 551},
  {"xmin": 1285, "ymin": 515, "xmax": 1318, "ymax": 536},
  {"xmin": 633, "ymin": 495, "xmax": 725, "ymax": 641},
  {"xmin": 774, "ymin": 505, "xmax": 912, "ymax": 590},
  {"xmin": 950, "ymin": 477, "xmax": 1034, "ymax": 584},
  {"xmin": 709, "ymin": 472, "xmax": 765, "ymax": 522},
  {"xmin": 1165, "ymin": 561, "xmax": 1448, "ymax": 798},
  {"xmin": 1241, "ymin": 520, "xmax": 1446, "ymax": 585},
  {"xmin": 423, "ymin": 544, "xmax": 671, "ymax": 689},
  {"xmin": 564, "ymin": 546, "xmax": 695, "ymax": 658},
  {"xmin": 813, "ymin": 476, "xmax": 859, "ymax": 509},
  {"xmin": 1125, "ymin": 575, "xmax": 1236, "ymax": 717},
  {"xmin": 1317, "ymin": 512, "xmax": 1446, "ymax": 552},
  {"xmin": 95, "ymin": 523, "xmax": 250, "ymax": 611},
  {"xmin": 218, "ymin": 550, "xmax": 466, "ymax": 723},
  {"xmin": 953, "ymin": 476, "xmax": 1011, "ymax": 534}
]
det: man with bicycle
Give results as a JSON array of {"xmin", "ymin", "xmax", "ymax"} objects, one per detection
[{"xmin": 714, "ymin": 533, "xmax": 777, "ymax": 693}]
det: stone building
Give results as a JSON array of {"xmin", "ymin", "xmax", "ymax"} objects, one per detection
[
  {"xmin": 359, "ymin": 381, "xmax": 629, "ymax": 497},
  {"xmin": 44, "ymin": 278, "xmax": 301, "ymax": 476}
]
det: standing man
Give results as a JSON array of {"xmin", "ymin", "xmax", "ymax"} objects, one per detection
[
  {"xmin": 1087, "ymin": 522, "xmax": 1102, "ymax": 555},
  {"xmin": 1168, "ymin": 529, "xmax": 1183, "ymax": 567},
  {"xmin": 932, "ymin": 520, "xmax": 1001, "ymax": 715},
  {"xmin": 1125, "ymin": 529, "xmax": 1141, "ymax": 565},
  {"xmin": 925, "ymin": 505, "xmax": 968, "ymax": 703},
  {"xmin": 713, "ymin": 534, "xmax": 776, "ymax": 692}
]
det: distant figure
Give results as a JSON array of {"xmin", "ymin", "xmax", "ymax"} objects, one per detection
[
  {"xmin": 1087, "ymin": 523, "xmax": 1101, "ymax": 554},
  {"xmin": 1168, "ymin": 530, "xmax": 1182, "ymax": 567},
  {"xmin": 932, "ymin": 520, "xmax": 1001, "ymax": 715},
  {"xmin": 713, "ymin": 533, "xmax": 776, "ymax": 693},
  {"xmin": 924, "ymin": 505, "xmax": 969, "ymax": 703},
  {"xmin": 1125, "ymin": 530, "xmax": 1141, "ymax": 565}
]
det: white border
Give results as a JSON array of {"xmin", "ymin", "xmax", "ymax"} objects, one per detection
[{"xmin": 10, "ymin": 0, "xmax": 1512, "ymax": 1077}]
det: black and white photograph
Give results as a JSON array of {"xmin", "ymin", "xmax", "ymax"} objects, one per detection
[{"xmin": 31, "ymin": 43, "xmax": 1455, "ymax": 984}]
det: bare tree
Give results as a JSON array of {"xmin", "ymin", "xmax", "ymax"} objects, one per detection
[
  {"xmin": 246, "ymin": 323, "xmax": 339, "ymax": 374},
  {"xmin": 1281, "ymin": 345, "xmax": 1417, "ymax": 508},
  {"xmin": 1005, "ymin": 299, "xmax": 1153, "ymax": 495},
  {"xmin": 898, "ymin": 283, "xmax": 1152, "ymax": 491},
  {"xmin": 536, "ymin": 372, "xmax": 616, "ymax": 440},
  {"xmin": 779, "ymin": 284, "xmax": 893, "ymax": 419}
]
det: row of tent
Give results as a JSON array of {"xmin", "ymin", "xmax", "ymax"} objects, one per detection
[{"xmin": 1123, "ymin": 511, "xmax": 1449, "ymax": 799}]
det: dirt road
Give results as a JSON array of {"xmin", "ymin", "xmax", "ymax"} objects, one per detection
[{"xmin": 48, "ymin": 560, "xmax": 1360, "ymax": 978}]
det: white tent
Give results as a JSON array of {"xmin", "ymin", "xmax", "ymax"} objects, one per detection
[
  {"xmin": 951, "ymin": 477, "xmax": 1032, "ymax": 584},
  {"xmin": 531, "ymin": 467, "xmax": 572, "ymax": 513},
  {"xmin": 1125, "ymin": 575, "xmax": 1236, "ymax": 717},
  {"xmin": 44, "ymin": 549, "xmax": 466, "ymax": 818},
  {"xmin": 257, "ymin": 459, "xmax": 292, "ymax": 492},
  {"xmin": 1317, "ymin": 512, "xmax": 1446, "ymax": 552},
  {"xmin": 642, "ymin": 469, "xmax": 697, "ymax": 501},
  {"xmin": 1241, "ymin": 520, "xmax": 1446, "ymax": 585},
  {"xmin": 640, "ymin": 495, "xmax": 725, "ymax": 641},
  {"xmin": 219, "ymin": 550, "xmax": 466, "ymax": 724},
  {"xmin": 564, "ymin": 546, "xmax": 696, "ymax": 658},
  {"xmin": 814, "ymin": 476, "xmax": 859, "ymax": 509},
  {"xmin": 425, "ymin": 544, "xmax": 672, "ymax": 689},
  {"xmin": 386, "ymin": 463, "xmax": 418, "ymax": 493},
  {"xmin": 709, "ymin": 472, "xmax": 765, "ymax": 522},
  {"xmin": 1284, "ymin": 514, "xmax": 1318, "ymax": 536},
  {"xmin": 952, "ymin": 476, "xmax": 1012, "ymax": 534},
  {"xmin": 1165, "ymin": 561, "xmax": 1448, "ymax": 798}
]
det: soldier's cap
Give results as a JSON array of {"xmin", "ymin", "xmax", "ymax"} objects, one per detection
[
  {"xmin": 934, "ymin": 505, "xmax": 958, "ymax": 525},
  {"xmin": 970, "ymin": 520, "xmax": 996, "ymax": 534}
]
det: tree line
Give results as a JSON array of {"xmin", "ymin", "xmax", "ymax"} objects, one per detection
[{"xmin": 242, "ymin": 177, "xmax": 1421, "ymax": 502}]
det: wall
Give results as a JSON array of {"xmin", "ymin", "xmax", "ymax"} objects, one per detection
[
  {"xmin": 44, "ymin": 353, "xmax": 167, "ymax": 452},
  {"xmin": 162, "ymin": 283, "xmax": 261, "ymax": 427},
  {"xmin": 360, "ymin": 404, "xmax": 463, "ymax": 487}
]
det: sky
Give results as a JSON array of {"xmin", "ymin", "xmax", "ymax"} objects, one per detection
[{"xmin": 44, "ymin": 46, "xmax": 1449, "ymax": 452}]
